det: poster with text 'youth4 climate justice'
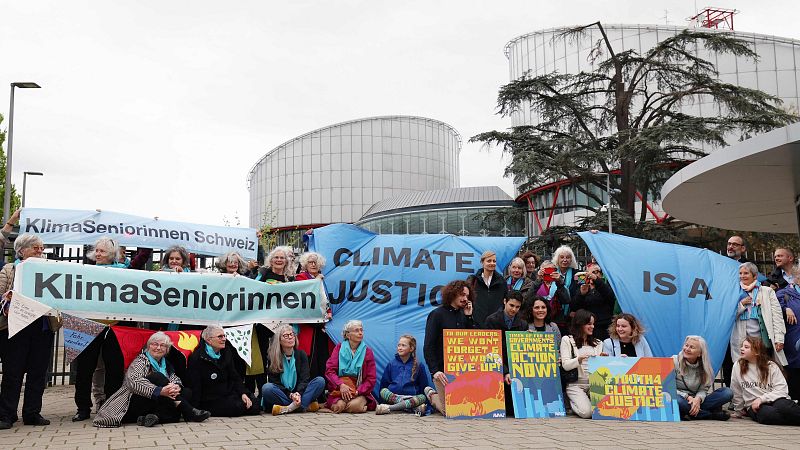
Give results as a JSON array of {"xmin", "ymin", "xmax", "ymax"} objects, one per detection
[
  {"xmin": 505, "ymin": 331, "xmax": 565, "ymax": 418},
  {"xmin": 589, "ymin": 356, "xmax": 680, "ymax": 422},
  {"xmin": 443, "ymin": 329, "xmax": 505, "ymax": 419}
]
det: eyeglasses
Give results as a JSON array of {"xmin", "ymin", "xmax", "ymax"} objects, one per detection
[
  {"xmin": 213, "ymin": 334, "xmax": 226, "ymax": 340},
  {"xmin": 31, "ymin": 246, "xmax": 45, "ymax": 251},
  {"xmin": 281, "ymin": 333, "xmax": 295, "ymax": 339},
  {"xmin": 727, "ymin": 242, "xmax": 743, "ymax": 247},
  {"xmin": 149, "ymin": 342, "xmax": 170, "ymax": 349}
]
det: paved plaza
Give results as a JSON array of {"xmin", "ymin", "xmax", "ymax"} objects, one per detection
[{"xmin": 0, "ymin": 386, "xmax": 799, "ymax": 449}]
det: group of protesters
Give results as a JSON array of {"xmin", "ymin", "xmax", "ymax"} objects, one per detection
[{"xmin": 1, "ymin": 208, "xmax": 800, "ymax": 429}]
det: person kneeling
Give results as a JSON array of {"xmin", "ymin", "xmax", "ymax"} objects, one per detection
[
  {"xmin": 674, "ymin": 336, "xmax": 732, "ymax": 420},
  {"xmin": 376, "ymin": 335, "xmax": 432, "ymax": 416},
  {"xmin": 93, "ymin": 332, "xmax": 210, "ymax": 428},
  {"xmin": 324, "ymin": 320, "xmax": 377, "ymax": 413},
  {"xmin": 185, "ymin": 326, "xmax": 259, "ymax": 417},
  {"xmin": 262, "ymin": 324, "xmax": 325, "ymax": 415}
]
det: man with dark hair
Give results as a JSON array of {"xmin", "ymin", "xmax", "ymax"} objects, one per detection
[{"xmin": 484, "ymin": 292, "xmax": 527, "ymax": 416}]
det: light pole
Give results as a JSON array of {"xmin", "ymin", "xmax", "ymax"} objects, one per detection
[
  {"xmin": 4, "ymin": 82, "xmax": 41, "ymax": 224},
  {"xmin": 596, "ymin": 172, "xmax": 616, "ymax": 233},
  {"xmin": 22, "ymin": 171, "xmax": 43, "ymax": 207}
]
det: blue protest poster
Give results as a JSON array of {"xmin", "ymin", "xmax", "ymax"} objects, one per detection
[
  {"xmin": 589, "ymin": 356, "xmax": 680, "ymax": 422},
  {"xmin": 505, "ymin": 331, "xmax": 565, "ymax": 418}
]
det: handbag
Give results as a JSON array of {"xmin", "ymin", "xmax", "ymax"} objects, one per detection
[{"xmin": 560, "ymin": 336, "xmax": 579, "ymax": 383}]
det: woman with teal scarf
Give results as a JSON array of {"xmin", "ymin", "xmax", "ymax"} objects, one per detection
[
  {"xmin": 324, "ymin": 320, "xmax": 377, "ymax": 413},
  {"xmin": 262, "ymin": 324, "xmax": 325, "ymax": 415},
  {"xmin": 94, "ymin": 332, "xmax": 210, "ymax": 427},
  {"xmin": 186, "ymin": 326, "xmax": 259, "ymax": 417}
]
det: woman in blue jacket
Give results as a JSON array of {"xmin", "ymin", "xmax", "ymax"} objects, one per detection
[
  {"xmin": 376, "ymin": 335, "xmax": 432, "ymax": 415},
  {"xmin": 602, "ymin": 313, "xmax": 653, "ymax": 357}
]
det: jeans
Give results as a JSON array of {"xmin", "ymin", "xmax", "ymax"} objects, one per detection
[
  {"xmin": 261, "ymin": 376, "xmax": 325, "ymax": 410},
  {"xmin": 677, "ymin": 387, "xmax": 733, "ymax": 419}
]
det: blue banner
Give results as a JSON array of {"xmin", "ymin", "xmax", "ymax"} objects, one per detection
[
  {"xmin": 14, "ymin": 259, "xmax": 327, "ymax": 325},
  {"xmin": 579, "ymin": 232, "xmax": 740, "ymax": 373},
  {"xmin": 307, "ymin": 224, "xmax": 525, "ymax": 390},
  {"xmin": 20, "ymin": 208, "xmax": 258, "ymax": 259}
]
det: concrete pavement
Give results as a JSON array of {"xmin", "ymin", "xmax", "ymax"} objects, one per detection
[{"xmin": 0, "ymin": 386, "xmax": 799, "ymax": 449}]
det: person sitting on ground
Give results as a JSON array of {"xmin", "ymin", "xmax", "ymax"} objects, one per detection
[
  {"xmin": 376, "ymin": 335, "xmax": 431, "ymax": 416},
  {"xmin": 523, "ymin": 296, "xmax": 561, "ymax": 345},
  {"xmin": 216, "ymin": 251, "xmax": 247, "ymax": 275},
  {"xmin": 93, "ymin": 332, "xmax": 210, "ymax": 428},
  {"xmin": 602, "ymin": 313, "xmax": 653, "ymax": 357},
  {"xmin": 160, "ymin": 245, "xmax": 191, "ymax": 272},
  {"xmin": 560, "ymin": 309, "xmax": 606, "ymax": 419},
  {"xmin": 185, "ymin": 325, "xmax": 258, "ymax": 417},
  {"xmin": 505, "ymin": 257, "xmax": 533, "ymax": 297},
  {"xmin": 673, "ymin": 335, "xmax": 732, "ymax": 421},
  {"xmin": 732, "ymin": 336, "xmax": 800, "ymax": 425},
  {"xmin": 423, "ymin": 279, "xmax": 476, "ymax": 415},
  {"xmin": 324, "ymin": 320, "xmax": 377, "ymax": 413},
  {"xmin": 572, "ymin": 263, "xmax": 616, "ymax": 341},
  {"xmin": 261, "ymin": 324, "xmax": 325, "ymax": 415}
]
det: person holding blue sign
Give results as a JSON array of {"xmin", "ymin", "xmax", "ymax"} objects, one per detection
[
  {"xmin": 423, "ymin": 280, "xmax": 476, "ymax": 415},
  {"xmin": 732, "ymin": 336, "xmax": 800, "ymax": 425},
  {"xmin": 324, "ymin": 320, "xmax": 377, "ymax": 413},
  {"xmin": 216, "ymin": 251, "xmax": 248, "ymax": 275},
  {"xmin": 728, "ymin": 262, "xmax": 786, "ymax": 389},
  {"xmin": 673, "ymin": 336, "xmax": 732, "ymax": 421},
  {"xmin": 560, "ymin": 309, "xmax": 606, "ymax": 418},
  {"xmin": 160, "ymin": 246, "xmax": 191, "ymax": 272},
  {"xmin": 602, "ymin": 314, "xmax": 653, "ymax": 357},
  {"xmin": 468, "ymin": 250, "xmax": 507, "ymax": 327},
  {"xmin": 256, "ymin": 247, "xmax": 294, "ymax": 284}
]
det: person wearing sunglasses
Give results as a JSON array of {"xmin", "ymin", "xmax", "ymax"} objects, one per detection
[{"xmin": 185, "ymin": 325, "xmax": 259, "ymax": 417}]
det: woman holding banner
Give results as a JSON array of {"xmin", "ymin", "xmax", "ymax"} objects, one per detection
[
  {"xmin": 468, "ymin": 250, "xmax": 508, "ymax": 327},
  {"xmin": 216, "ymin": 251, "xmax": 247, "ymax": 275},
  {"xmin": 294, "ymin": 251, "xmax": 330, "ymax": 380},
  {"xmin": 728, "ymin": 262, "xmax": 786, "ymax": 389},
  {"xmin": 560, "ymin": 309, "xmax": 605, "ymax": 418},
  {"xmin": 601, "ymin": 314, "xmax": 652, "ymax": 357},
  {"xmin": 673, "ymin": 336, "xmax": 732, "ymax": 421},
  {"xmin": 185, "ymin": 326, "xmax": 259, "ymax": 417},
  {"xmin": 262, "ymin": 324, "xmax": 325, "ymax": 415},
  {"xmin": 160, "ymin": 246, "xmax": 191, "ymax": 272},
  {"xmin": 93, "ymin": 332, "xmax": 210, "ymax": 428},
  {"xmin": 0, "ymin": 233, "xmax": 60, "ymax": 429},
  {"xmin": 256, "ymin": 247, "xmax": 294, "ymax": 284},
  {"xmin": 423, "ymin": 280, "xmax": 476, "ymax": 415},
  {"xmin": 324, "ymin": 320, "xmax": 377, "ymax": 413}
]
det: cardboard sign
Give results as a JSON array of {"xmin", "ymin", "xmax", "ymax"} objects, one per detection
[{"xmin": 443, "ymin": 329, "xmax": 505, "ymax": 419}]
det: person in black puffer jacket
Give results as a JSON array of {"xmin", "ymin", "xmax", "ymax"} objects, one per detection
[
  {"xmin": 467, "ymin": 250, "xmax": 508, "ymax": 328},
  {"xmin": 185, "ymin": 326, "xmax": 259, "ymax": 417}
]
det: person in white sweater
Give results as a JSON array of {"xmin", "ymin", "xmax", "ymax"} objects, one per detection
[
  {"xmin": 673, "ymin": 336, "xmax": 732, "ymax": 420},
  {"xmin": 732, "ymin": 336, "xmax": 800, "ymax": 425},
  {"xmin": 560, "ymin": 309, "xmax": 606, "ymax": 418}
]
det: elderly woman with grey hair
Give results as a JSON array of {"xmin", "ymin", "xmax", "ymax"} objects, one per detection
[
  {"xmin": 94, "ymin": 332, "xmax": 210, "ymax": 427},
  {"xmin": 295, "ymin": 251, "xmax": 326, "ymax": 281},
  {"xmin": 0, "ymin": 233, "xmax": 61, "ymax": 429},
  {"xmin": 324, "ymin": 320, "xmax": 377, "ymax": 413},
  {"xmin": 216, "ymin": 251, "xmax": 247, "ymax": 275},
  {"xmin": 256, "ymin": 247, "xmax": 294, "ymax": 283},
  {"xmin": 727, "ymin": 262, "xmax": 787, "ymax": 387},
  {"xmin": 185, "ymin": 325, "xmax": 258, "ymax": 417}
]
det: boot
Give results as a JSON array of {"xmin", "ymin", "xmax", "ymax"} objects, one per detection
[{"xmin": 177, "ymin": 400, "xmax": 210, "ymax": 423}]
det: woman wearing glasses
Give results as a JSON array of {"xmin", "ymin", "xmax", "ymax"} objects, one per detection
[
  {"xmin": 0, "ymin": 233, "xmax": 61, "ymax": 429},
  {"xmin": 261, "ymin": 324, "xmax": 325, "ymax": 415},
  {"xmin": 94, "ymin": 332, "xmax": 210, "ymax": 427},
  {"xmin": 185, "ymin": 325, "xmax": 259, "ymax": 417},
  {"xmin": 571, "ymin": 263, "xmax": 617, "ymax": 341}
]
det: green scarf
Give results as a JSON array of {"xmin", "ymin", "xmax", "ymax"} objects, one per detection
[{"xmin": 338, "ymin": 341, "xmax": 367, "ymax": 377}]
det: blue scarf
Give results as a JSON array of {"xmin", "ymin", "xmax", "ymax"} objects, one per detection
[
  {"xmin": 98, "ymin": 261, "xmax": 128, "ymax": 269},
  {"xmin": 559, "ymin": 267, "xmax": 574, "ymax": 315},
  {"xmin": 507, "ymin": 277, "xmax": 524, "ymax": 291},
  {"xmin": 145, "ymin": 351, "xmax": 167, "ymax": 377},
  {"xmin": 161, "ymin": 266, "xmax": 190, "ymax": 272},
  {"xmin": 739, "ymin": 284, "xmax": 761, "ymax": 320},
  {"xmin": 281, "ymin": 353, "xmax": 297, "ymax": 391},
  {"xmin": 205, "ymin": 343, "xmax": 220, "ymax": 360},
  {"xmin": 338, "ymin": 341, "xmax": 367, "ymax": 377}
]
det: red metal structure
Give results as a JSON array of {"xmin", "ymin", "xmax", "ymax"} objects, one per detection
[{"xmin": 689, "ymin": 7, "xmax": 737, "ymax": 30}]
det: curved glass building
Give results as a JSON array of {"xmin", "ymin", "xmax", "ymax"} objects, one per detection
[
  {"xmin": 504, "ymin": 24, "xmax": 800, "ymax": 235},
  {"xmin": 247, "ymin": 116, "xmax": 461, "ymax": 243}
]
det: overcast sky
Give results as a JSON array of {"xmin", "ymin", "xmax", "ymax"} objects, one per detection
[{"xmin": 2, "ymin": 0, "xmax": 798, "ymax": 228}]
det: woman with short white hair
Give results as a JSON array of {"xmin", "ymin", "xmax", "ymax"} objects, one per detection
[
  {"xmin": 324, "ymin": 320, "xmax": 377, "ymax": 413},
  {"xmin": 505, "ymin": 256, "xmax": 532, "ymax": 297},
  {"xmin": 295, "ymin": 252, "xmax": 326, "ymax": 281},
  {"xmin": 94, "ymin": 332, "xmax": 210, "ymax": 427}
]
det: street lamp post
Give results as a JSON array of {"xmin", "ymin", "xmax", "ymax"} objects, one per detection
[
  {"xmin": 4, "ymin": 82, "xmax": 41, "ymax": 224},
  {"xmin": 597, "ymin": 172, "xmax": 616, "ymax": 234},
  {"xmin": 22, "ymin": 171, "xmax": 44, "ymax": 207}
]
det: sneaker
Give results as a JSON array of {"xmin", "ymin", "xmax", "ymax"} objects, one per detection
[
  {"xmin": 711, "ymin": 410, "xmax": 730, "ymax": 421},
  {"xmin": 414, "ymin": 404, "xmax": 427, "ymax": 417},
  {"xmin": 22, "ymin": 415, "xmax": 49, "ymax": 426},
  {"xmin": 306, "ymin": 401, "xmax": 320, "ymax": 413},
  {"xmin": 271, "ymin": 405, "xmax": 286, "ymax": 416},
  {"xmin": 136, "ymin": 414, "xmax": 159, "ymax": 427},
  {"xmin": 375, "ymin": 404, "xmax": 390, "ymax": 415}
]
